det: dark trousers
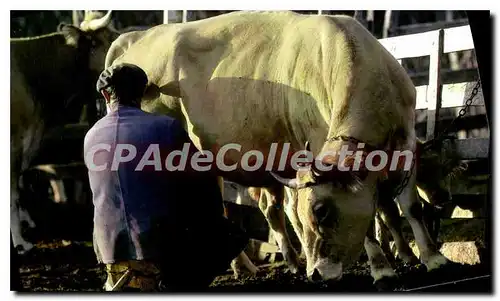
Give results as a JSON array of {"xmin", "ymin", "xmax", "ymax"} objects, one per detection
[{"xmin": 152, "ymin": 215, "xmax": 249, "ymax": 291}]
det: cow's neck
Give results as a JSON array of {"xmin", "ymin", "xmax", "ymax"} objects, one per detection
[{"xmin": 11, "ymin": 33, "xmax": 90, "ymax": 128}]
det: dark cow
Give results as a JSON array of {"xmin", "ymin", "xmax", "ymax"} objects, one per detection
[{"xmin": 11, "ymin": 10, "xmax": 119, "ymax": 253}]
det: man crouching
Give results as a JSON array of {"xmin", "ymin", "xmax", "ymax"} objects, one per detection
[{"xmin": 84, "ymin": 63, "xmax": 248, "ymax": 292}]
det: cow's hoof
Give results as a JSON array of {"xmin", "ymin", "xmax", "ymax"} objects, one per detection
[
  {"xmin": 374, "ymin": 275, "xmax": 399, "ymax": 292},
  {"xmin": 424, "ymin": 253, "xmax": 449, "ymax": 271},
  {"xmin": 286, "ymin": 263, "xmax": 300, "ymax": 274},
  {"xmin": 398, "ymin": 253, "xmax": 420, "ymax": 266},
  {"xmin": 232, "ymin": 267, "xmax": 259, "ymax": 280},
  {"xmin": 232, "ymin": 272, "xmax": 241, "ymax": 280},
  {"xmin": 371, "ymin": 267, "xmax": 397, "ymax": 286},
  {"xmin": 282, "ymin": 249, "xmax": 300, "ymax": 274},
  {"xmin": 15, "ymin": 242, "xmax": 34, "ymax": 255}
]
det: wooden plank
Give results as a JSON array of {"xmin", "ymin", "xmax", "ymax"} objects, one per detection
[
  {"xmin": 415, "ymin": 82, "xmax": 485, "ymax": 109},
  {"xmin": 394, "ymin": 19, "xmax": 470, "ymax": 36},
  {"xmin": 446, "ymin": 138, "xmax": 490, "ymax": 159},
  {"xmin": 415, "ymin": 85, "xmax": 429, "ymax": 109},
  {"xmin": 163, "ymin": 11, "xmax": 169, "ymax": 24},
  {"xmin": 410, "ymin": 69, "xmax": 479, "ymax": 87},
  {"xmin": 379, "ymin": 25, "xmax": 473, "ymax": 59},
  {"xmin": 426, "ymin": 29, "xmax": 444, "ymax": 140},
  {"xmin": 443, "ymin": 25, "xmax": 475, "ymax": 53},
  {"xmin": 378, "ymin": 30, "xmax": 437, "ymax": 59},
  {"xmin": 415, "ymin": 114, "xmax": 488, "ymax": 135}
]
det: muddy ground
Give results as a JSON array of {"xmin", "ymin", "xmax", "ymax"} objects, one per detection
[{"xmin": 14, "ymin": 240, "xmax": 492, "ymax": 293}]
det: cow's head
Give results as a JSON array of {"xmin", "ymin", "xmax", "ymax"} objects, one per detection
[
  {"xmin": 56, "ymin": 11, "xmax": 120, "ymax": 124},
  {"xmin": 272, "ymin": 139, "xmax": 387, "ymax": 281},
  {"xmin": 57, "ymin": 10, "xmax": 119, "ymax": 76}
]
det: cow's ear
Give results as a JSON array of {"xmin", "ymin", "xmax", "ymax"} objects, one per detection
[{"xmin": 58, "ymin": 24, "xmax": 83, "ymax": 47}]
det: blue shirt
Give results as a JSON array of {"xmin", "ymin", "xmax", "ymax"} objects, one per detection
[{"xmin": 84, "ymin": 105, "xmax": 197, "ymax": 263}]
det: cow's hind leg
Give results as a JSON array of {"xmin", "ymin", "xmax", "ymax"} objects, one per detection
[
  {"xmin": 396, "ymin": 171, "xmax": 449, "ymax": 271},
  {"xmin": 230, "ymin": 251, "xmax": 259, "ymax": 279},
  {"xmin": 258, "ymin": 186, "xmax": 299, "ymax": 274}
]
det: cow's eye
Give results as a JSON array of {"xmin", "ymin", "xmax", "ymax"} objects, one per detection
[{"xmin": 313, "ymin": 202, "xmax": 330, "ymax": 224}]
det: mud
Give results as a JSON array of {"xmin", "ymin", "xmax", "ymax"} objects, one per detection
[{"xmin": 15, "ymin": 240, "xmax": 492, "ymax": 293}]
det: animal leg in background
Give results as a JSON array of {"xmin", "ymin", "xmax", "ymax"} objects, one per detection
[
  {"xmin": 218, "ymin": 177, "xmax": 259, "ymax": 278},
  {"xmin": 258, "ymin": 186, "xmax": 299, "ymax": 274},
  {"xmin": 364, "ymin": 218, "xmax": 398, "ymax": 283},
  {"xmin": 376, "ymin": 191, "xmax": 420, "ymax": 265},
  {"xmin": 11, "ymin": 173, "xmax": 34, "ymax": 254},
  {"xmin": 230, "ymin": 251, "xmax": 259, "ymax": 279},
  {"xmin": 396, "ymin": 171, "xmax": 449, "ymax": 270}
]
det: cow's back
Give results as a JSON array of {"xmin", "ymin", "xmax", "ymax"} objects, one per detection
[
  {"xmin": 109, "ymin": 11, "xmax": 416, "ymax": 184},
  {"xmin": 111, "ymin": 12, "xmax": 353, "ymax": 142}
]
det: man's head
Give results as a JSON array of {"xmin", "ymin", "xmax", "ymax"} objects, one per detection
[{"xmin": 96, "ymin": 63, "xmax": 148, "ymax": 109}]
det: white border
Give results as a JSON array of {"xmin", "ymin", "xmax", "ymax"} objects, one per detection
[{"xmin": 4, "ymin": 2, "xmax": 498, "ymax": 301}]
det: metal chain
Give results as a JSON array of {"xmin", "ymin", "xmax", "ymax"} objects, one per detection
[
  {"xmin": 325, "ymin": 79, "xmax": 480, "ymax": 200},
  {"xmin": 393, "ymin": 80, "xmax": 481, "ymax": 198},
  {"xmin": 391, "ymin": 151, "xmax": 416, "ymax": 200},
  {"xmin": 424, "ymin": 80, "xmax": 481, "ymax": 151}
]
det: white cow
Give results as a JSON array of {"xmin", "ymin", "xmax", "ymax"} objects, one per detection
[{"xmin": 105, "ymin": 11, "xmax": 449, "ymax": 283}]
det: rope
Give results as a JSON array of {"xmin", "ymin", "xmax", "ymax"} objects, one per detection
[{"xmin": 402, "ymin": 274, "xmax": 491, "ymax": 292}]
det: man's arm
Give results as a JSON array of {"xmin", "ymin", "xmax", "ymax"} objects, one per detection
[
  {"xmin": 166, "ymin": 119, "xmax": 218, "ymax": 176},
  {"xmin": 161, "ymin": 119, "xmax": 225, "ymax": 218}
]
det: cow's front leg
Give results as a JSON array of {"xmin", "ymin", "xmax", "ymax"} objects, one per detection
[
  {"xmin": 283, "ymin": 187, "xmax": 305, "ymax": 259},
  {"xmin": 377, "ymin": 194, "xmax": 419, "ymax": 265},
  {"xmin": 258, "ymin": 186, "xmax": 299, "ymax": 274},
  {"xmin": 396, "ymin": 171, "xmax": 449, "ymax": 271},
  {"xmin": 374, "ymin": 213, "xmax": 396, "ymax": 267},
  {"xmin": 364, "ymin": 219, "xmax": 397, "ymax": 286}
]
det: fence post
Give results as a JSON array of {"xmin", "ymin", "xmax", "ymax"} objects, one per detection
[
  {"xmin": 424, "ymin": 29, "xmax": 445, "ymax": 242},
  {"xmin": 163, "ymin": 11, "xmax": 169, "ymax": 24},
  {"xmin": 426, "ymin": 29, "xmax": 445, "ymax": 141}
]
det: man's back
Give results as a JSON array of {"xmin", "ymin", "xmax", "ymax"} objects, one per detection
[
  {"xmin": 84, "ymin": 105, "xmax": 194, "ymax": 263},
  {"xmin": 88, "ymin": 63, "xmax": 247, "ymax": 291}
]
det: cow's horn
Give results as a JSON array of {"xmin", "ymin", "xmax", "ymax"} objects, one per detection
[
  {"xmin": 81, "ymin": 10, "xmax": 112, "ymax": 31},
  {"xmin": 270, "ymin": 172, "xmax": 304, "ymax": 189},
  {"xmin": 305, "ymin": 141, "xmax": 311, "ymax": 152}
]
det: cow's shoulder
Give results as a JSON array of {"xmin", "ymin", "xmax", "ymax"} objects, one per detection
[{"xmin": 105, "ymin": 30, "xmax": 148, "ymax": 69}]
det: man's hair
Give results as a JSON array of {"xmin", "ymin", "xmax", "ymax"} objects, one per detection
[{"xmin": 96, "ymin": 63, "xmax": 148, "ymax": 105}]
